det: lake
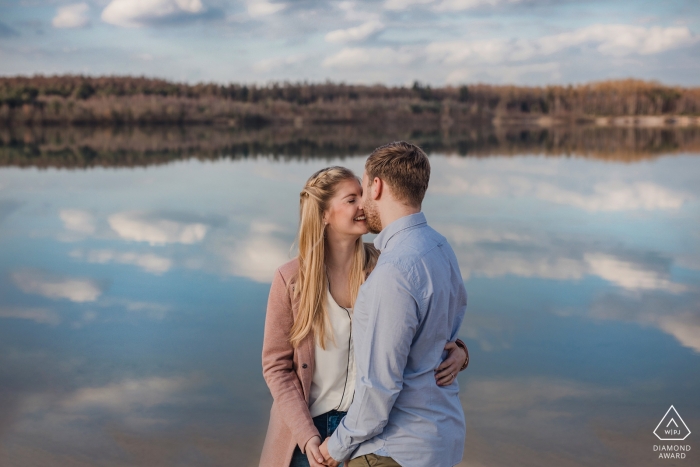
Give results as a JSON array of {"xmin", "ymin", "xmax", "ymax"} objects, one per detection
[{"xmin": 0, "ymin": 126, "xmax": 698, "ymax": 466}]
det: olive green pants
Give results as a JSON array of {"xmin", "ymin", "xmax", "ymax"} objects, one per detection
[{"xmin": 347, "ymin": 454, "xmax": 401, "ymax": 467}]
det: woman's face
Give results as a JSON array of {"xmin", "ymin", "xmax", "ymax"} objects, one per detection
[{"xmin": 324, "ymin": 178, "xmax": 368, "ymax": 238}]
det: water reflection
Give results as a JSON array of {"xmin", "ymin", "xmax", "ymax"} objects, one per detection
[
  {"xmin": 0, "ymin": 136, "xmax": 698, "ymax": 466},
  {"xmin": 2, "ymin": 125, "xmax": 700, "ymax": 168}
]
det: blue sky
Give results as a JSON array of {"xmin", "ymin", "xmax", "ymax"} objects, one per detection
[{"xmin": 1, "ymin": 0, "xmax": 699, "ymax": 85}]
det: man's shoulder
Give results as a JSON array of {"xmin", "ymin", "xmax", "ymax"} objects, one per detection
[
  {"xmin": 390, "ymin": 225, "xmax": 447, "ymax": 260},
  {"xmin": 375, "ymin": 223, "xmax": 453, "ymax": 278}
]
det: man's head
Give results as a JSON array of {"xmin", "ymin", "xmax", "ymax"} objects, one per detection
[{"xmin": 361, "ymin": 141, "xmax": 431, "ymax": 234}]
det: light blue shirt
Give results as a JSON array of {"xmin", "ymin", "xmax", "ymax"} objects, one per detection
[{"xmin": 328, "ymin": 212, "xmax": 468, "ymax": 467}]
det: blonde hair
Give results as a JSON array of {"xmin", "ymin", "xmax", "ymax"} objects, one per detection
[{"xmin": 289, "ymin": 166, "xmax": 378, "ymax": 349}]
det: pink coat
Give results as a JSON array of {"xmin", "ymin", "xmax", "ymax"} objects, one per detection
[{"xmin": 259, "ymin": 258, "xmax": 319, "ymax": 467}]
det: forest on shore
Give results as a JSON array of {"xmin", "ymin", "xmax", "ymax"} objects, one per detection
[{"xmin": 1, "ymin": 75, "xmax": 699, "ymax": 127}]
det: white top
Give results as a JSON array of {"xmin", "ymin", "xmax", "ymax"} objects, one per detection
[{"xmin": 308, "ymin": 289, "xmax": 356, "ymax": 417}]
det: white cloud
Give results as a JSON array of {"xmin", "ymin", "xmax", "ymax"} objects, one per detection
[
  {"xmin": 438, "ymin": 225, "xmax": 590, "ymax": 281},
  {"xmin": 96, "ymin": 298, "xmax": 171, "ymax": 319},
  {"xmin": 590, "ymin": 295, "xmax": 700, "ymax": 353},
  {"xmin": 438, "ymin": 225, "xmax": 688, "ymax": 293},
  {"xmin": 435, "ymin": 0, "xmax": 522, "ymax": 10},
  {"xmin": 656, "ymin": 314, "xmax": 700, "ymax": 353},
  {"xmin": 61, "ymin": 376, "xmax": 193, "ymax": 411},
  {"xmin": 430, "ymin": 174, "xmax": 501, "ymax": 196},
  {"xmin": 101, "ymin": 0, "xmax": 204, "ymax": 28},
  {"xmin": 540, "ymin": 24, "xmax": 695, "ymax": 56},
  {"xmin": 322, "ymin": 46, "xmax": 417, "ymax": 69},
  {"xmin": 385, "ymin": 0, "xmax": 523, "ymax": 11},
  {"xmin": 60, "ymin": 209, "xmax": 96, "ymax": 234},
  {"xmin": 337, "ymin": 1, "xmax": 379, "ymax": 22},
  {"xmin": 427, "ymin": 24, "xmax": 696, "ymax": 65},
  {"xmin": 253, "ymin": 54, "xmax": 305, "ymax": 73},
  {"xmin": 71, "ymin": 249, "xmax": 172, "ymax": 274},
  {"xmin": 52, "ymin": 3, "xmax": 90, "ymax": 29},
  {"xmin": 247, "ymin": 0, "xmax": 286, "ymax": 18},
  {"xmin": 432, "ymin": 171, "xmax": 689, "ymax": 213},
  {"xmin": 222, "ymin": 234, "xmax": 290, "ymax": 282},
  {"xmin": 426, "ymin": 38, "xmax": 508, "ymax": 64},
  {"xmin": 321, "ymin": 24, "xmax": 694, "ymax": 73},
  {"xmin": 437, "ymin": 224, "xmax": 533, "ymax": 245},
  {"xmin": 584, "ymin": 253, "xmax": 687, "ymax": 293},
  {"xmin": 108, "ymin": 212, "xmax": 208, "ymax": 245},
  {"xmin": 11, "ymin": 270, "xmax": 103, "ymax": 303},
  {"xmin": 384, "ymin": 0, "xmax": 434, "ymax": 10},
  {"xmin": 207, "ymin": 221, "xmax": 291, "ymax": 282},
  {"xmin": 534, "ymin": 181, "xmax": 688, "ymax": 212},
  {"xmin": 325, "ymin": 21, "xmax": 384, "ymax": 43},
  {"xmin": 445, "ymin": 61, "xmax": 561, "ymax": 83},
  {"xmin": 0, "ymin": 307, "xmax": 61, "ymax": 325},
  {"xmin": 455, "ymin": 246, "xmax": 589, "ymax": 281},
  {"xmin": 463, "ymin": 377, "xmax": 618, "ymax": 412}
]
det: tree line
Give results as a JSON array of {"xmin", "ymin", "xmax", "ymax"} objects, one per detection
[{"xmin": 1, "ymin": 75, "xmax": 699, "ymax": 126}]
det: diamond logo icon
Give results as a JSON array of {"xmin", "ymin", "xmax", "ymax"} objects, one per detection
[{"xmin": 654, "ymin": 405, "xmax": 691, "ymax": 441}]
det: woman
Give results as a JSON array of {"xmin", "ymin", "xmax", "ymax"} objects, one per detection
[{"xmin": 260, "ymin": 167, "xmax": 468, "ymax": 467}]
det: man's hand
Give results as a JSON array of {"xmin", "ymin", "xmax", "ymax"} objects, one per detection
[
  {"xmin": 319, "ymin": 438, "xmax": 340, "ymax": 467},
  {"xmin": 435, "ymin": 341, "xmax": 467, "ymax": 386},
  {"xmin": 304, "ymin": 436, "xmax": 326, "ymax": 467}
]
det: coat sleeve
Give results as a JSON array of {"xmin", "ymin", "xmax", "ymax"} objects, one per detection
[{"xmin": 261, "ymin": 268, "xmax": 320, "ymax": 452}]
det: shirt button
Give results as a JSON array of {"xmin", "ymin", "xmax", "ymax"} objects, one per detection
[{"xmin": 302, "ymin": 363, "xmax": 308, "ymax": 369}]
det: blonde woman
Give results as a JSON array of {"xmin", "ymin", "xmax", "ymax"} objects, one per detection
[{"xmin": 259, "ymin": 167, "xmax": 468, "ymax": 467}]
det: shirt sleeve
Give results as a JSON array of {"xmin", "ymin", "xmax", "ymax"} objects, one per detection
[{"xmin": 327, "ymin": 263, "xmax": 421, "ymax": 462}]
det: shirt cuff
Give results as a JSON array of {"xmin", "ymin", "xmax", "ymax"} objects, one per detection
[{"xmin": 327, "ymin": 426, "xmax": 352, "ymax": 462}]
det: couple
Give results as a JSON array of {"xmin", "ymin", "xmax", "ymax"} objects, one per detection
[{"xmin": 260, "ymin": 142, "xmax": 469, "ymax": 467}]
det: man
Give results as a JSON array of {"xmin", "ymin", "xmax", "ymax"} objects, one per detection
[{"xmin": 319, "ymin": 141, "xmax": 468, "ymax": 467}]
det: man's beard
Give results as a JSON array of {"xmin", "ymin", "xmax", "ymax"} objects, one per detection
[{"xmin": 364, "ymin": 198, "xmax": 382, "ymax": 234}]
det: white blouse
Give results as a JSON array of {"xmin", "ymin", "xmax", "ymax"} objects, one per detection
[{"xmin": 308, "ymin": 289, "xmax": 356, "ymax": 417}]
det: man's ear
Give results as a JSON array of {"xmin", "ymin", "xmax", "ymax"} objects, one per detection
[{"xmin": 372, "ymin": 177, "xmax": 383, "ymax": 200}]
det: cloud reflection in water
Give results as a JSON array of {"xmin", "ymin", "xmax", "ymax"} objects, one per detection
[
  {"xmin": 108, "ymin": 211, "xmax": 208, "ymax": 245},
  {"xmin": 0, "ymin": 150, "xmax": 698, "ymax": 466},
  {"xmin": 11, "ymin": 269, "xmax": 104, "ymax": 303}
]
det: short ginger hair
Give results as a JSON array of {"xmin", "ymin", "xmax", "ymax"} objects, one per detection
[{"xmin": 365, "ymin": 141, "xmax": 430, "ymax": 207}]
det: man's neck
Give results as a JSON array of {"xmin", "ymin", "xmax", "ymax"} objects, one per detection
[{"xmin": 380, "ymin": 204, "xmax": 421, "ymax": 230}]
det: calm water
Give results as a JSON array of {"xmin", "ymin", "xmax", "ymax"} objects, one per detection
[{"xmin": 0, "ymin": 135, "xmax": 699, "ymax": 466}]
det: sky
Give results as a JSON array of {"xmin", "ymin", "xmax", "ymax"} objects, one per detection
[{"xmin": 1, "ymin": 0, "xmax": 700, "ymax": 86}]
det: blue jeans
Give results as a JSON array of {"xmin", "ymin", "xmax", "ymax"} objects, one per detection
[{"xmin": 289, "ymin": 410, "xmax": 347, "ymax": 467}]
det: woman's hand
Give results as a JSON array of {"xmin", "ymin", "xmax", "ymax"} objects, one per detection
[
  {"xmin": 319, "ymin": 438, "xmax": 340, "ymax": 467},
  {"xmin": 435, "ymin": 341, "xmax": 468, "ymax": 386},
  {"xmin": 304, "ymin": 436, "xmax": 326, "ymax": 467}
]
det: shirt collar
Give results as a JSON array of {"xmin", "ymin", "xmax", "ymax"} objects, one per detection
[{"xmin": 373, "ymin": 212, "xmax": 427, "ymax": 251}]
